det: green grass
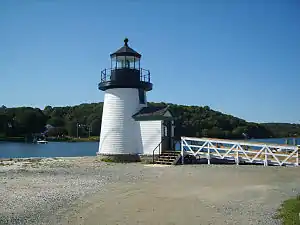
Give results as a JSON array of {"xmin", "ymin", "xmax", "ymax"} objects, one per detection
[
  {"xmin": 0, "ymin": 135, "xmax": 100, "ymax": 143},
  {"xmin": 276, "ymin": 195, "xmax": 300, "ymax": 225},
  {"xmin": 100, "ymin": 158, "xmax": 115, "ymax": 163},
  {"xmin": 67, "ymin": 136, "xmax": 99, "ymax": 142},
  {"xmin": 47, "ymin": 136, "xmax": 99, "ymax": 142},
  {"xmin": 0, "ymin": 136, "xmax": 25, "ymax": 142},
  {"xmin": 98, "ymin": 154, "xmax": 141, "ymax": 163}
]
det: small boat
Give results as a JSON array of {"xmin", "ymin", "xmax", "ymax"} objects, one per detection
[{"xmin": 37, "ymin": 140, "xmax": 48, "ymax": 144}]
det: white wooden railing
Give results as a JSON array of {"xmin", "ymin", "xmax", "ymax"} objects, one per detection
[{"xmin": 180, "ymin": 137, "xmax": 299, "ymax": 166}]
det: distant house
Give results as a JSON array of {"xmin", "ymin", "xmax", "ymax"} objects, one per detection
[
  {"xmin": 43, "ymin": 124, "xmax": 55, "ymax": 135},
  {"xmin": 45, "ymin": 124, "xmax": 54, "ymax": 130}
]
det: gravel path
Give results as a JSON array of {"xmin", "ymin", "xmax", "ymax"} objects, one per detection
[{"xmin": 1, "ymin": 157, "xmax": 300, "ymax": 225}]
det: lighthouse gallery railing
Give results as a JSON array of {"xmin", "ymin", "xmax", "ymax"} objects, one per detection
[{"xmin": 100, "ymin": 68, "xmax": 151, "ymax": 83}]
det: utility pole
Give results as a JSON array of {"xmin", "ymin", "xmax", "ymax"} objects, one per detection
[
  {"xmin": 76, "ymin": 123, "xmax": 79, "ymax": 138},
  {"xmin": 88, "ymin": 124, "xmax": 92, "ymax": 137}
]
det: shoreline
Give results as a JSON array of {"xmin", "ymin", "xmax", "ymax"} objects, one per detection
[
  {"xmin": 1, "ymin": 136, "xmax": 298, "ymax": 144},
  {"xmin": 0, "ymin": 136, "xmax": 99, "ymax": 143}
]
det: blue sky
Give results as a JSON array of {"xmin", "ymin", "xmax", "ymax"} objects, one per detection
[{"xmin": 0, "ymin": 0, "xmax": 299, "ymax": 123}]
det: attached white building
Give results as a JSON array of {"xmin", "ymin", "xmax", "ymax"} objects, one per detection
[
  {"xmin": 132, "ymin": 105, "xmax": 175, "ymax": 155},
  {"xmin": 97, "ymin": 38, "xmax": 175, "ymax": 159}
]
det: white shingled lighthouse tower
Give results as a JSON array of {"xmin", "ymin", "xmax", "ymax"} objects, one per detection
[{"xmin": 97, "ymin": 38, "xmax": 174, "ymax": 161}]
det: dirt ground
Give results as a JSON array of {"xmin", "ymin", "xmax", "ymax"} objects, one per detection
[{"xmin": 1, "ymin": 157, "xmax": 300, "ymax": 225}]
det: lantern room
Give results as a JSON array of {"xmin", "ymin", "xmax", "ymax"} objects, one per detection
[
  {"xmin": 110, "ymin": 38, "xmax": 141, "ymax": 70},
  {"xmin": 98, "ymin": 38, "xmax": 152, "ymax": 92}
]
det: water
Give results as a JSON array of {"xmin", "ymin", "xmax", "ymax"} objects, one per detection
[
  {"xmin": 0, "ymin": 142, "xmax": 99, "ymax": 158},
  {"xmin": 251, "ymin": 137, "xmax": 300, "ymax": 145},
  {"xmin": 0, "ymin": 138, "xmax": 299, "ymax": 159}
]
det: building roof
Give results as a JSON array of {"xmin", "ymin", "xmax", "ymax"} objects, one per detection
[
  {"xmin": 132, "ymin": 105, "xmax": 174, "ymax": 121},
  {"xmin": 110, "ymin": 38, "xmax": 141, "ymax": 58}
]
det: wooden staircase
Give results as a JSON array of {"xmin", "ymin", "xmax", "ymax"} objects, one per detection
[{"xmin": 154, "ymin": 151, "xmax": 181, "ymax": 165}]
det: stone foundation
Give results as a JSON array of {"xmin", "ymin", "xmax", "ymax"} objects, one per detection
[
  {"xmin": 97, "ymin": 154, "xmax": 159, "ymax": 164},
  {"xmin": 97, "ymin": 154, "xmax": 141, "ymax": 163},
  {"xmin": 139, "ymin": 155, "xmax": 159, "ymax": 164}
]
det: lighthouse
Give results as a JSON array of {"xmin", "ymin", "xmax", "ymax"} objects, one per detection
[{"xmin": 98, "ymin": 38, "xmax": 175, "ymax": 161}]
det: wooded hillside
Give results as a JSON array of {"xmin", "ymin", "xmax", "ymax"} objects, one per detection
[{"xmin": 0, "ymin": 103, "xmax": 299, "ymax": 139}]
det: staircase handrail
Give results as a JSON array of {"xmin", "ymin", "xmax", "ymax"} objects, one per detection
[
  {"xmin": 152, "ymin": 136, "xmax": 182, "ymax": 164},
  {"xmin": 152, "ymin": 137, "xmax": 165, "ymax": 164}
]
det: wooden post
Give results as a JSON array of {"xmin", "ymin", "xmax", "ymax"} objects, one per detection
[
  {"xmin": 181, "ymin": 138, "xmax": 184, "ymax": 165},
  {"xmin": 297, "ymin": 146, "xmax": 299, "ymax": 166},
  {"xmin": 264, "ymin": 147, "xmax": 268, "ymax": 166},
  {"xmin": 236, "ymin": 148, "xmax": 239, "ymax": 165},
  {"xmin": 207, "ymin": 145, "xmax": 210, "ymax": 165}
]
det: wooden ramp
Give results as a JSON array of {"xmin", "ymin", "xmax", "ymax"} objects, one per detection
[{"xmin": 180, "ymin": 137, "xmax": 299, "ymax": 167}]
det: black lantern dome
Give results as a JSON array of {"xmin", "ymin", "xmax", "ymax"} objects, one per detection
[
  {"xmin": 98, "ymin": 38, "xmax": 152, "ymax": 91},
  {"xmin": 110, "ymin": 38, "xmax": 141, "ymax": 58}
]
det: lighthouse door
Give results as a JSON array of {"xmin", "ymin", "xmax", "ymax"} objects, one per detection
[{"xmin": 162, "ymin": 120, "xmax": 173, "ymax": 152}]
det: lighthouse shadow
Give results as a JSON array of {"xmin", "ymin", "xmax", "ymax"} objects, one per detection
[{"xmin": 135, "ymin": 121, "xmax": 144, "ymax": 156}]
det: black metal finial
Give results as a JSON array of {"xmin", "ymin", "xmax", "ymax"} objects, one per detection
[{"xmin": 124, "ymin": 38, "xmax": 129, "ymax": 46}]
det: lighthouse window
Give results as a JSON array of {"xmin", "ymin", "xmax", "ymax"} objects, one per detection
[
  {"xmin": 125, "ymin": 56, "xmax": 137, "ymax": 69},
  {"xmin": 120, "ymin": 60, "xmax": 127, "ymax": 68},
  {"xmin": 116, "ymin": 60, "xmax": 122, "ymax": 69},
  {"xmin": 139, "ymin": 89, "xmax": 145, "ymax": 104},
  {"xmin": 116, "ymin": 56, "xmax": 135, "ymax": 69},
  {"xmin": 134, "ymin": 57, "xmax": 140, "ymax": 69}
]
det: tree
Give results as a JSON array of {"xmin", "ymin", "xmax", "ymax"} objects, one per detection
[
  {"xmin": 10, "ymin": 108, "xmax": 47, "ymax": 135},
  {"xmin": 47, "ymin": 127, "xmax": 68, "ymax": 137},
  {"xmin": 43, "ymin": 106, "xmax": 53, "ymax": 115},
  {"xmin": 1, "ymin": 102, "xmax": 298, "ymax": 139},
  {"xmin": 232, "ymin": 126, "xmax": 247, "ymax": 138},
  {"xmin": 47, "ymin": 117, "xmax": 65, "ymax": 127},
  {"xmin": 201, "ymin": 129, "xmax": 209, "ymax": 137},
  {"xmin": 66, "ymin": 121, "xmax": 78, "ymax": 137},
  {"xmin": 0, "ymin": 113, "xmax": 9, "ymax": 135},
  {"xmin": 90, "ymin": 119, "xmax": 101, "ymax": 136}
]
